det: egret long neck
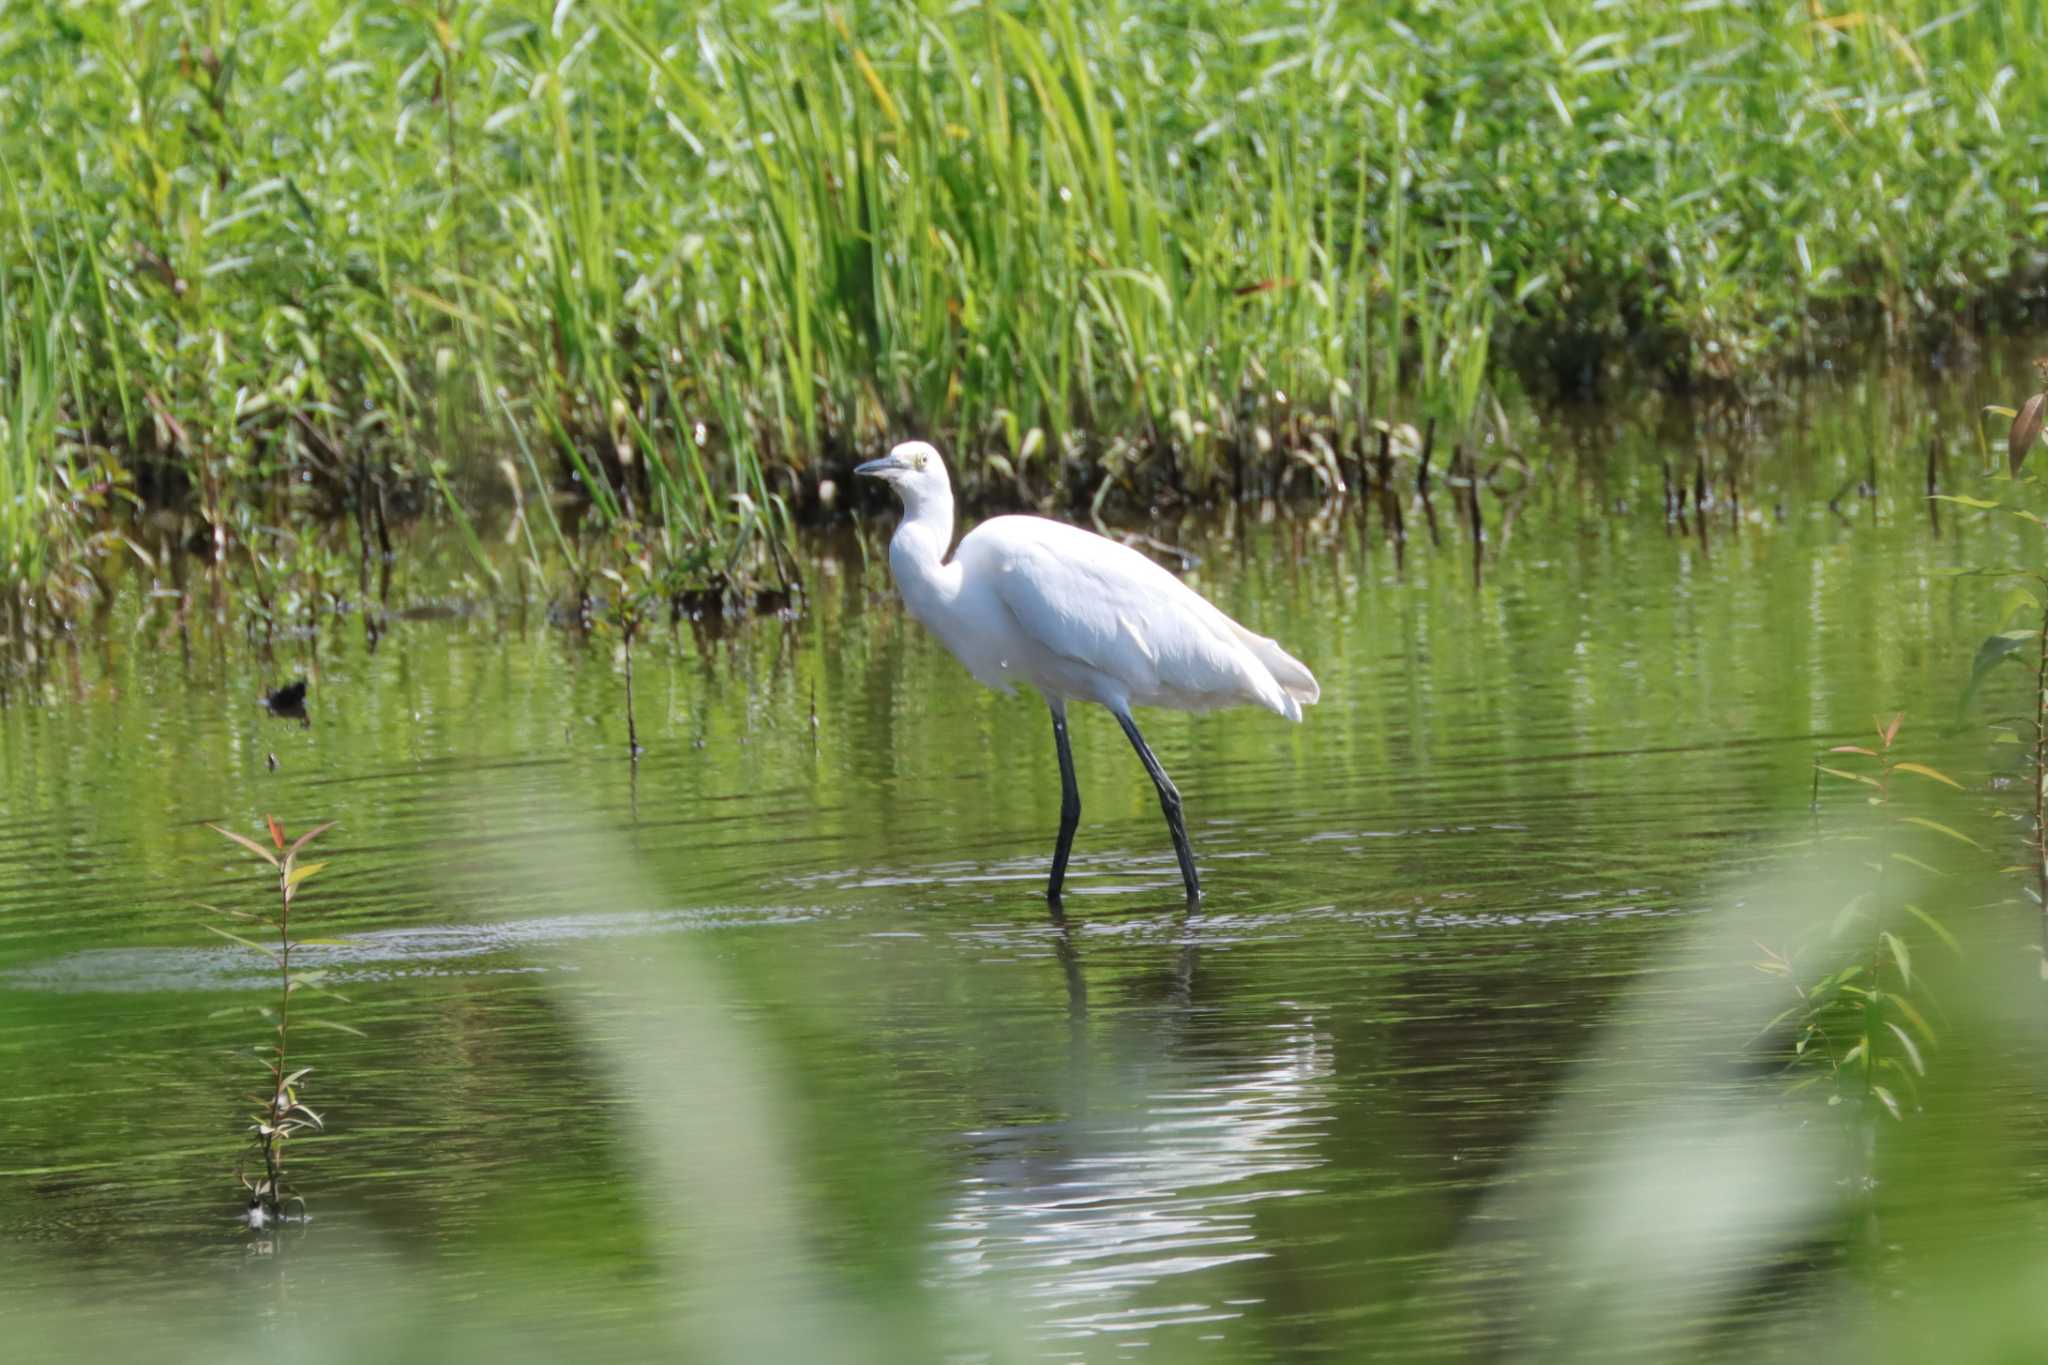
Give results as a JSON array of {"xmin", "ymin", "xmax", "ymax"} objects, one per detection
[{"xmin": 888, "ymin": 478, "xmax": 962, "ymax": 625}]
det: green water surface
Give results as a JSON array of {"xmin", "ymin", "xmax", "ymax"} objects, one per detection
[{"xmin": 3, "ymin": 352, "xmax": 2047, "ymax": 1362}]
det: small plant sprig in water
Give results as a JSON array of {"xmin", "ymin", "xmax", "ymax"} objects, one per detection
[
  {"xmin": 595, "ymin": 527, "xmax": 657, "ymax": 765},
  {"xmin": 1761, "ymin": 716, "xmax": 1965, "ymax": 1123},
  {"xmin": 204, "ymin": 815, "xmax": 350, "ymax": 1227},
  {"xmin": 1947, "ymin": 360, "xmax": 2048, "ymax": 931}
]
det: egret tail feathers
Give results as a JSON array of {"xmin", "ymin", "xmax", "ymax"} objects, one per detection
[{"xmin": 1229, "ymin": 624, "xmax": 1320, "ymax": 719}]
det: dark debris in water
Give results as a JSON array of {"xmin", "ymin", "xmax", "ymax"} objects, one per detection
[{"xmin": 261, "ymin": 679, "xmax": 308, "ymax": 722}]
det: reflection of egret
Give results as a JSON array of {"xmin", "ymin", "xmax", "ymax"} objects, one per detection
[
  {"xmin": 857, "ymin": 441, "xmax": 1319, "ymax": 904},
  {"xmin": 939, "ymin": 908, "xmax": 1333, "ymax": 1344}
]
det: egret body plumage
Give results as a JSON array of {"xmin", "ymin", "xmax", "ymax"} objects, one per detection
[{"xmin": 856, "ymin": 440, "xmax": 1319, "ymax": 904}]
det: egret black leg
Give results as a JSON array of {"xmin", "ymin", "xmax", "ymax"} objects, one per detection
[
  {"xmin": 1048, "ymin": 703, "xmax": 1082, "ymax": 905},
  {"xmin": 1114, "ymin": 709, "xmax": 1201, "ymax": 903}
]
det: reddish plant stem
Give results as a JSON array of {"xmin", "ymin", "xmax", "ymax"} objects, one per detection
[{"xmin": 261, "ymin": 858, "xmax": 293, "ymax": 1211}]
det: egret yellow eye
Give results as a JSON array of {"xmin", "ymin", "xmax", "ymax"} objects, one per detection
[{"xmin": 913, "ymin": 452, "xmax": 928, "ymax": 471}]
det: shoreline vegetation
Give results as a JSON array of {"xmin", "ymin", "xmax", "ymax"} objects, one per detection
[{"xmin": 4, "ymin": 0, "xmax": 2047, "ymax": 615}]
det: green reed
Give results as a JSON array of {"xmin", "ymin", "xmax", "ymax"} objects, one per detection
[
  {"xmin": 0, "ymin": 231, "xmax": 66, "ymax": 591},
  {"xmin": 1, "ymin": 0, "xmax": 2043, "ymax": 591}
]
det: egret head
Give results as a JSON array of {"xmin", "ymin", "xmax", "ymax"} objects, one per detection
[{"xmin": 855, "ymin": 440, "xmax": 952, "ymax": 511}]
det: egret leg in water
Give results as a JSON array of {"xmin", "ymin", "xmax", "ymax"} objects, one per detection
[
  {"xmin": 857, "ymin": 440, "xmax": 1320, "ymax": 904},
  {"xmin": 1114, "ymin": 706, "xmax": 1200, "ymax": 900},
  {"xmin": 1049, "ymin": 703, "xmax": 1083, "ymax": 897}
]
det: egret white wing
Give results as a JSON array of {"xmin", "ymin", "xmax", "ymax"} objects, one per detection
[{"xmin": 960, "ymin": 517, "xmax": 1310, "ymax": 718}]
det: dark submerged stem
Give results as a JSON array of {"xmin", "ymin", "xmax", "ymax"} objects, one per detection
[
  {"xmin": 1419, "ymin": 439, "xmax": 1443, "ymax": 548},
  {"xmin": 1695, "ymin": 454, "xmax": 1711, "ymax": 561},
  {"xmin": 1926, "ymin": 434, "xmax": 1941, "ymax": 539},
  {"xmin": 624, "ymin": 616, "xmax": 640, "ymax": 764},
  {"xmin": 1375, "ymin": 428, "xmax": 1405, "ymax": 574}
]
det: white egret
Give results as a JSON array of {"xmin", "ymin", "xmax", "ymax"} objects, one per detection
[{"xmin": 856, "ymin": 440, "xmax": 1319, "ymax": 904}]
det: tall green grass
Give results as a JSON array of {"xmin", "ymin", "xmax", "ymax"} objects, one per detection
[
  {"xmin": 1, "ymin": 0, "xmax": 2044, "ymax": 591},
  {"xmin": 0, "ymin": 238, "xmax": 69, "ymax": 591}
]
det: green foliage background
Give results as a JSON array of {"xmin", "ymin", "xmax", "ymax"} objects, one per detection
[{"xmin": 4, "ymin": 0, "xmax": 2046, "ymax": 585}]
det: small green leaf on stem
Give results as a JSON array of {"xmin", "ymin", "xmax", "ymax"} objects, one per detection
[
  {"xmin": 1898, "ymin": 816, "xmax": 1985, "ymax": 849},
  {"xmin": 1880, "ymin": 930, "xmax": 1913, "ymax": 989},
  {"xmin": 1962, "ymin": 631, "xmax": 2039, "ymax": 712},
  {"xmin": 1884, "ymin": 994, "xmax": 1933, "ymax": 1047},
  {"xmin": 298, "ymin": 1018, "xmax": 368, "ymax": 1037},
  {"xmin": 1900, "ymin": 904, "xmax": 1961, "ymax": 956},
  {"xmin": 1885, "ymin": 1021, "xmax": 1925, "ymax": 1076},
  {"xmin": 1892, "ymin": 761, "xmax": 1963, "ymax": 789},
  {"xmin": 1888, "ymin": 852, "xmax": 1946, "ymax": 878},
  {"xmin": 201, "ymin": 923, "xmax": 281, "ymax": 959},
  {"xmin": 1754, "ymin": 1004, "xmax": 1800, "ymax": 1038}
]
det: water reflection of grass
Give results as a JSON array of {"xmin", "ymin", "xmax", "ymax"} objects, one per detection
[{"xmin": 5, "ymin": 1, "xmax": 2047, "ymax": 599}]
